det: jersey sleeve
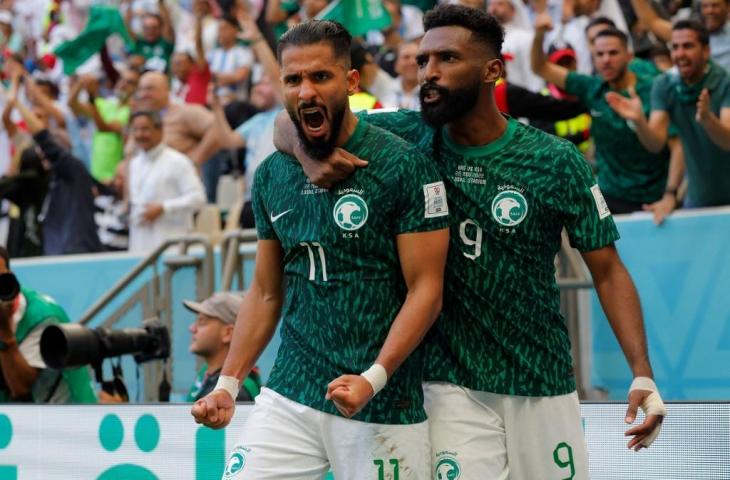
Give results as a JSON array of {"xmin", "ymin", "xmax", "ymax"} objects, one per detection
[
  {"xmin": 557, "ymin": 143, "xmax": 620, "ymax": 251},
  {"xmin": 394, "ymin": 149, "xmax": 450, "ymax": 234},
  {"xmin": 357, "ymin": 109, "xmax": 430, "ymax": 146},
  {"xmin": 251, "ymin": 156, "xmax": 277, "ymax": 240},
  {"xmin": 564, "ymin": 71, "xmax": 599, "ymax": 105}
]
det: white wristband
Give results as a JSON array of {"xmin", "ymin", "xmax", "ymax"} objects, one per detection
[
  {"xmin": 214, "ymin": 375, "xmax": 240, "ymax": 401},
  {"xmin": 629, "ymin": 376, "xmax": 667, "ymax": 447},
  {"xmin": 360, "ymin": 364, "xmax": 388, "ymax": 396}
]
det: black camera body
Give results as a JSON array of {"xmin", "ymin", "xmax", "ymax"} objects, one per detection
[{"xmin": 40, "ymin": 320, "xmax": 170, "ymax": 370}]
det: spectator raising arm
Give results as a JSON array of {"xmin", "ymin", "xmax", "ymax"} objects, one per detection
[
  {"xmin": 630, "ymin": 0, "xmax": 672, "ymax": 43},
  {"xmin": 531, "ymin": 14, "xmax": 569, "ymax": 90},
  {"xmin": 193, "ymin": 7, "xmax": 208, "ymax": 71},
  {"xmin": 236, "ymin": 9, "xmax": 282, "ymax": 101},
  {"xmin": 24, "ymin": 74, "xmax": 65, "ymax": 128},
  {"xmin": 158, "ymin": 0, "xmax": 175, "ymax": 44},
  {"xmin": 209, "ymin": 88, "xmax": 246, "ymax": 151},
  {"xmin": 69, "ymin": 76, "xmax": 125, "ymax": 134}
]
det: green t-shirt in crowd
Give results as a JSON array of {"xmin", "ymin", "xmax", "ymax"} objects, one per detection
[
  {"xmin": 129, "ymin": 38, "xmax": 174, "ymax": 72},
  {"xmin": 252, "ymin": 120, "xmax": 449, "ymax": 424},
  {"xmin": 91, "ymin": 97, "xmax": 130, "ymax": 182},
  {"xmin": 361, "ymin": 110, "xmax": 620, "ymax": 397},
  {"xmin": 565, "ymin": 71, "xmax": 669, "ymax": 205},
  {"xmin": 651, "ymin": 61, "xmax": 730, "ymax": 207}
]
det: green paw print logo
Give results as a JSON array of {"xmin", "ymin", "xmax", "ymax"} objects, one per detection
[
  {"xmin": 97, "ymin": 414, "xmax": 160, "ymax": 480},
  {"xmin": 0, "ymin": 414, "xmax": 17, "ymax": 480}
]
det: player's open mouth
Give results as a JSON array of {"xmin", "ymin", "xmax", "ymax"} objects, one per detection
[
  {"xmin": 422, "ymin": 88, "xmax": 441, "ymax": 104},
  {"xmin": 300, "ymin": 107, "xmax": 328, "ymax": 137}
]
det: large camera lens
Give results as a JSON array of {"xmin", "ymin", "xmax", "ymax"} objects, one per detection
[
  {"xmin": 40, "ymin": 320, "xmax": 170, "ymax": 369},
  {"xmin": 0, "ymin": 273, "xmax": 20, "ymax": 302},
  {"xmin": 40, "ymin": 324, "xmax": 100, "ymax": 369}
]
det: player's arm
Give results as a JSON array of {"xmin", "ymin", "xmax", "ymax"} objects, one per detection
[
  {"xmin": 191, "ymin": 239, "xmax": 285, "ymax": 428},
  {"xmin": 696, "ymin": 90, "xmax": 730, "ymax": 150},
  {"xmin": 272, "ymin": 110, "xmax": 368, "ymax": 188},
  {"xmin": 581, "ymin": 245, "xmax": 666, "ymax": 450},
  {"xmin": 531, "ymin": 13, "xmax": 569, "ymax": 90},
  {"xmin": 327, "ymin": 227, "xmax": 450, "ymax": 418}
]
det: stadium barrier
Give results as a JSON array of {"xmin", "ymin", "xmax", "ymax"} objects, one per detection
[
  {"xmin": 10, "ymin": 207, "xmax": 730, "ymax": 402},
  {"xmin": 0, "ymin": 402, "xmax": 727, "ymax": 479}
]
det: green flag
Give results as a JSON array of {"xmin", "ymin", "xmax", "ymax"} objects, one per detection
[
  {"xmin": 317, "ymin": 0, "xmax": 392, "ymax": 37},
  {"xmin": 55, "ymin": 5, "xmax": 134, "ymax": 75}
]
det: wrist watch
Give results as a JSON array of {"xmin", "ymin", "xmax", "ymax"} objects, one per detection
[{"xmin": 0, "ymin": 337, "xmax": 17, "ymax": 351}]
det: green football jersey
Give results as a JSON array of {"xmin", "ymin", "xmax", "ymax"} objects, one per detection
[
  {"xmin": 360, "ymin": 110, "xmax": 620, "ymax": 396},
  {"xmin": 252, "ymin": 120, "xmax": 449, "ymax": 424}
]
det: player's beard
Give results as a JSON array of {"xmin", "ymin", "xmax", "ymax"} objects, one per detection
[
  {"xmin": 420, "ymin": 79, "xmax": 481, "ymax": 127},
  {"xmin": 288, "ymin": 97, "xmax": 347, "ymax": 161}
]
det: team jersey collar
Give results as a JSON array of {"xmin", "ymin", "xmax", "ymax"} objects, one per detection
[
  {"xmin": 441, "ymin": 116, "xmax": 517, "ymax": 157},
  {"xmin": 342, "ymin": 118, "xmax": 368, "ymax": 152}
]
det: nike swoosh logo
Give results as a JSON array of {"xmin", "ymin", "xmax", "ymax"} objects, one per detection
[{"xmin": 270, "ymin": 209, "xmax": 293, "ymax": 223}]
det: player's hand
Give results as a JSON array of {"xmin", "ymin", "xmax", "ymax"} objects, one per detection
[
  {"xmin": 191, "ymin": 389, "xmax": 236, "ymax": 429},
  {"xmin": 642, "ymin": 193, "xmax": 676, "ymax": 225},
  {"xmin": 695, "ymin": 88, "xmax": 711, "ymax": 123},
  {"xmin": 605, "ymin": 87, "xmax": 644, "ymax": 122},
  {"xmin": 325, "ymin": 374, "xmax": 374, "ymax": 418},
  {"xmin": 299, "ymin": 147, "xmax": 368, "ymax": 189},
  {"xmin": 624, "ymin": 388, "xmax": 665, "ymax": 451}
]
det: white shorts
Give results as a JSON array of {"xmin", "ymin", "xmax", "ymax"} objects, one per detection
[
  {"xmin": 223, "ymin": 387, "xmax": 430, "ymax": 480},
  {"xmin": 424, "ymin": 382, "xmax": 589, "ymax": 480}
]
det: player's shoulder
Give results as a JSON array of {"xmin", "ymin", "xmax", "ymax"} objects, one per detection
[
  {"xmin": 514, "ymin": 121, "xmax": 591, "ymax": 173},
  {"xmin": 362, "ymin": 120, "xmax": 425, "ymax": 157},
  {"xmin": 254, "ymin": 151, "xmax": 294, "ymax": 182}
]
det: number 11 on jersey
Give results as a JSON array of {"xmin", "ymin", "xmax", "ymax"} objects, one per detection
[{"xmin": 300, "ymin": 242, "xmax": 328, "ymax": 282}]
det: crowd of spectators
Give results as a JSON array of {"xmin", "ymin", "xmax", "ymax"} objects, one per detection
[{"xmin": 0, "ymin": 0, "xmax": 728, "ymax": 260}]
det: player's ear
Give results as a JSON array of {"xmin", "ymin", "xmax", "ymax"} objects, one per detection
[
  {"xmin": 346, "ymin": 68, "xmax": 360, "ymax": 96},
  {"xmin": 484, "ymin": 57, "xmax": 504, "ymax": 84}
]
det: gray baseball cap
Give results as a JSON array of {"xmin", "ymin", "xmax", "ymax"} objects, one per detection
[{"xmin": 183, "ymin": 292, "xmax": 243, "ymax": 324}]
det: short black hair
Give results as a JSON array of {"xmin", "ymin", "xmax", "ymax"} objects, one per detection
[
  {"xmin": 586, "ymin": 16, "xmax": 616, "ymax": 33},
  {"xmin": 130, "ymin": 110, "xmax": 163, "ymax": 128},
  {"xmin": 423, "ymin": 4, "xmax": 504, "ymax": 57},
  {"xmin": 593, "ymin": 28, "xmax": 630, "ymax": 47},
  {"xmin": 277, "ymin": 20, "xmax": 352, "ymax": 68},
  {"xmin": 673, "ymin": 19, "xmax": 710, "ymax": 46},
  {"xmin": 0, "ymin": 246, "xmax": 9, "ymax": 269}
]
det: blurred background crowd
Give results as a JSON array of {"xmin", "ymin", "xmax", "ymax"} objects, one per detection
[{"xmin": 0, "ymin": 0, "xmax": 727, "ymax": 260}]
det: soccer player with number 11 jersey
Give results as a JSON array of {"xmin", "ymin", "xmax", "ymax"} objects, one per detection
[{"xmin": 192, "ymin": 20, "xmax": 450, "ymax": 480}]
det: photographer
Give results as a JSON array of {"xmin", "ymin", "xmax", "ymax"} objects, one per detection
[
  {"xmin": 0, "ymin": 247, "xmax": 96, "ymax": 403},
  {"xmin": 184, "ymin": 293, "xmax": 260, "ymax": 401}
]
